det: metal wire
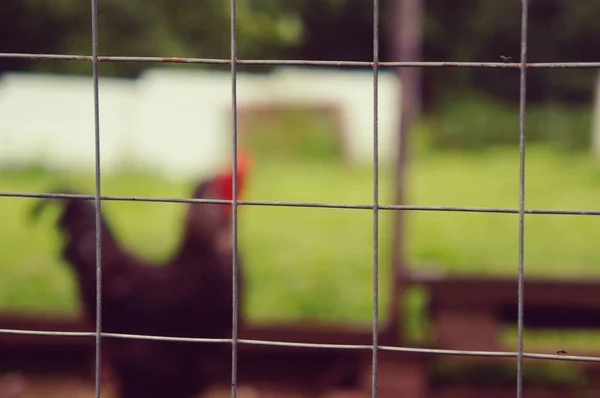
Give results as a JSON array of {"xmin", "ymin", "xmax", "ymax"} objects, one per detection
[
  {"xmin": 2, "ymin": 327, "xmax": 600, "ymax": 364},
  {"xmin": 230, "ymin": 0, "xmax": 239, "ymax": 397},
  {"xmin": 2, "ymin": 2, "xmax": 600, "ymax": 397},
  {"xmin": 371, "ymin": 0, "xmax": 380, "ymax": 396},
  {"xmin": 1, "ymin": 52, "xmax": 600, "ymax": 68},
  {"xmin": 4, "ymin": 190, "xmax": 600, "ymax": 216},
  {"xmin": 88, "ymin": 0, "xmax": 103, "ymax": 396},
  {"xmin": 516, "ymin": 0, "xmax": 529, "ymax": 396}
]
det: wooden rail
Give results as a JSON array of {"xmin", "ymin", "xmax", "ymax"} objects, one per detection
[
  {"xmin": 4, "ymin": 275, "xmax": 600, "ymax": 397},
  {"xmin": 411, "ymin": 275, "xmax": 600, "ymax": 352},
  {"xmin": 0, "ymin": 314, "xmax": 430, "ymax": 398}
]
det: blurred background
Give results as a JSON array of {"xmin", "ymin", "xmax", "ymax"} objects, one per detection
[{"xmin": 2, "ymin": 0, "xmax": 600, "ymax": 395}]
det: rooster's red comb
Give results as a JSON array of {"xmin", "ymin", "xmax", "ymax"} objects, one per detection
[
  {"xmin": 222, "ymin": 148, "xmax": 253, "ymax": 174},
  {"xmin": 212, "ymin": 148, "xmax": 253, "ymax": 205}
]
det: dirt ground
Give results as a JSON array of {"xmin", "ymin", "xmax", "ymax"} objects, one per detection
[
  {"xmin": 0, "ymin": 373, "xmax": 107, "ymax": 398},
  {"xmin": 0, "ymin": 373, "xmax": 285, "ymax": 398}
]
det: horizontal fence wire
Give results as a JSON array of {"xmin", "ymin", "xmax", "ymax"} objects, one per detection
[
  {"xmin": 1, "ymin": 52, "xmax": 600, "ymax": 68},
  {"xmin": 1, "ymin": 328, "xmax": 599, "ymax": 364},
  {"xmin": 2, "ymin": 1, "xmax": 600, "ymax": 395},
  {"xmin": 3, "ymin": 191, "xmax": 600, "ymax": 216}
]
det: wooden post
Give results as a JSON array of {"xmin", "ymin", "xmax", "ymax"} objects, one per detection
[
  {"xmin": 386, "ymin": 0, "xmax": 423, "ymax": 342},
  {"xmin": 593, "ymin": 72, "xmax": 600, "ymax": 158}
]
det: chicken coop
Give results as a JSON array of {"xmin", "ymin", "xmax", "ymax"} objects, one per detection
[{"xmin": 3, "ymin": 0, "xmax": 600, "ymax": 398}]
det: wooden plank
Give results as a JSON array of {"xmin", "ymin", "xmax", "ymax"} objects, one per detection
[
  {"xmin": 435, "ymin": 387, "xmax": 583, "ymax": 398},
  {"xmin": 412, "ymin": 276, "xmax": 600, "ymax": 329},
  {"xmin": 0, "ymin": 314, "xmax": 429, "ymax": 396}
]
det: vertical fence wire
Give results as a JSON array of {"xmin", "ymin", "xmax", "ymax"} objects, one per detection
[
  {"xmin": 516, "ymin": 0, "xmax": 530, "ymax": 396},
  {"xmin": 229, "ymin": 0, "xmax": 240, "ymax": 397},
  {"xmin": 89, "ymin": 0, "xmax": 103, "ymax": 396},
  {"xmin": 371, "ymin": 0, "xmax": 380, "ymax": 396}
]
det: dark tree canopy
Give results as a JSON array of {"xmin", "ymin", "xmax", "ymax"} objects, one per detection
[{"xmin": 1, "ymin": 0, "xmax": 598, "ymax": 105}]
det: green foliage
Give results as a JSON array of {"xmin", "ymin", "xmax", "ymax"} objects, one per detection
[
  {"xmin": 1, "ymin": 0, "xmax": 306, "ymax": 77},
  {"xmin": 426, "ymin": 94, "xmax": 593, "ymax": 151},
  {"xmin": 423, "ymin": 0, "xmax": 600, "ymax": 104},
  {"xmin": 3, "ymin": 0, "xmax": 599, "ymax": 102}
]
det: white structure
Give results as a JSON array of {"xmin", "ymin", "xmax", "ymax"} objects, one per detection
[
  {"xmin": 0, "ymin": 67, "xmax": 401, "ymax": 179},
  {"xmin": 0, "ymin": 73, "xmax": 136, "ymax": 175}
]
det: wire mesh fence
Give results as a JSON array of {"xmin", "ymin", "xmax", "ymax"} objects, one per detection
[{"xmin": 1, "ymin": 0, "xmax": 600, "ymax": 398}]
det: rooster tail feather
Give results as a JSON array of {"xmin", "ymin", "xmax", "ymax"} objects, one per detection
[
  {"xmin": 30, "ymin": 188, "xmax": 123, "ymax": 270},
  {"xmin": 28, "ymin": 187, "xmax": 76, "ymax": 225},
  {"xmin": 59, "ymin": 196, "xmax": 124, "ymax": 269}
]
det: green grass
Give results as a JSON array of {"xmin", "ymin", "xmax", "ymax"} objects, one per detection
[
  {"xmin": 407, "ymin": 145, "xmax": 600, "ymax": 277},
  {"xmin": 2, "ymin": 159, "xmax": 396, "ymax": 325},
  {"xmin": 4, "ymin": 145, "xmax": 600, "ymax": 352}
]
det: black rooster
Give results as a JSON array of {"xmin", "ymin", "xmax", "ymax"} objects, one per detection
[{"xmin": 30, "ymin": 155, "xmax": 251, "ymax": 398}]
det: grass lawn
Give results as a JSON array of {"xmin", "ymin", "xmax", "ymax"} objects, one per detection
[{"xmin": 3, "ymin": 145, "xmax": 600, "ymax": 351}]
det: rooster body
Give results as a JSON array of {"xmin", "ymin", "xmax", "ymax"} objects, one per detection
[{"xmin": 33, "ymin": 171, "xmax": 248, "ymax": 397}]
